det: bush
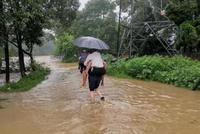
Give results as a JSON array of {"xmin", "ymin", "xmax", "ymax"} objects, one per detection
[
  {"xmin": 107, "ymin": 56, "xmax": 200, "ymax": 89},
  {"xmin": 178, "ymin": 22, "xmax": 198, "ymax": 51},
  {"xmin": 102, "ymin": 54, "xmax": 114, "ymax": 63},
  {"xmin": 107, "ymin": 58, "xmax": 129, "ymax": 78}
]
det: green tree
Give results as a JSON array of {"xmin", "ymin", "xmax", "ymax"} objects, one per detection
[
  {"xmin": 167, "ymin": 0, "xmax": 197, "ymax": 25},
  {"xmin": 71, "ymin": 0, "xmax": 117, "ymax": 54},
  {"xmin": 23, "ymin": 6, "xmax": 45, "ymax": 68},
  {"xmin": 44, "ymin": 0, "xmax": 79, "ymax": 32},
  {"xmin": 166, "ymin": 0, "xmax": 200, "ymax": 55},
  {"xmin": 178, "ymin": 22, "xmax": 198, "ymax": 54},
  {"xmin": 54, "ymin": 33, "xmax": 77, "ymax": 62},
  {"xmin": 0, "ymin": 0, "xmax": 79, "ymax": 80},
  {"xmin": 196, "ymin": 0, "xmax": 200, "ymax": 15},
  {"xmin": 9, "ymin": 0, "xmax": 45, "ymax": 77}
]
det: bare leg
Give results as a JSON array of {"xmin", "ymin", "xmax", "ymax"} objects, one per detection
[
  {"xmin": 96, "ymin": 90, "xmax": 103, "ymax": 98},
  {"xmin": 101, "ymin": 75, "xmax": 104, "ymax": 86},
  {"xmin": 89, "ymin": 91, "xmax": 95, "ymax": 102},
  {"xmin": 81, "ymin": 62, "xmax": 91, "ymax": 87},
  {"xmin": 81, "ymin": 71, "xmax": 87, "ymax": 87},
  {"xmin": 96, "ymin": 89, "xmax": 105, "ymax": 101}
]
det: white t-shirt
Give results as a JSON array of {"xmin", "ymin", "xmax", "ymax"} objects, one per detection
[{"xmin": 84, "ymin": 51, "xmax": 104, "ymax": 68}]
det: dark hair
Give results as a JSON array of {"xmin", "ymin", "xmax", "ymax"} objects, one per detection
[{"xmin": 89, "ymin": 49, "xmax": 98, "ymax": 53}]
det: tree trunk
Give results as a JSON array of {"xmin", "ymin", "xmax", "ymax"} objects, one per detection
[
  {"xmin": 29, "ymin": 44, "xmax": 36, "ymax": 71},
  {"xmin": 30, "ymin": 44, "xmax": 34, "ymax": 64},
  {"xmin": 0, "ymin": 0, "xmax": 10, "ymax": 83},
  {"xmin": 4, "ymin": 32, "xmax": 10, "ymax": 83},
  {"xmin": 15, "ymin": 0, "xmax": 26, "ymax": 77},
  {"xmin": 17, "ymin": 32, "xmax": 26, "ymax": 77},
  {"xmin": 197, "ymin": 0, "xmax": 200, "ymax": 15}
]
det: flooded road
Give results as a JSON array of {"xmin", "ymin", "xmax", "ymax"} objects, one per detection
[{"xmin": 0, "ymin": 56, "xmax": 200, "ymax": 134}]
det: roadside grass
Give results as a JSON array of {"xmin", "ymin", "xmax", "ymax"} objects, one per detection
[
  {"xmin": 107, "ymin": 55, "xmax": 200, "ymax": 90},
  {"xmin": 62, "ymin": 57, "xmax": 78, "ymax": 63},
  {"xmin": 0, "ymin": 64, "xmax": 50, "ymax": 92}
]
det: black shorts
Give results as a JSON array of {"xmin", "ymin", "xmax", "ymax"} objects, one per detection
[
  {"xmin": 88, "ymin": 75, "xmax": 102, "ymax": 91},
  {"xmin": 79, "ymin": 63, "xmax": 86, "ymax": 73},
  {"xmin": 89, "ymin": 67, "xmax": 106, "ymax": 76}
]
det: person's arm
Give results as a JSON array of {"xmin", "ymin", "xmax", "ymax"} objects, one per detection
[
  {"xmin": 103, "ymin": 61, "xmax": 107, "ymax": 68},
  {"xmin": 85, "ymin": 61, "xmax": 92, "ymax": 75},
  {"xmin": 81, "ymin": 61, "xmax": 91, "ymax": 87},
  {"xmin": 84, "ymin": 55, "xmax": 90, "ymax": 66}
]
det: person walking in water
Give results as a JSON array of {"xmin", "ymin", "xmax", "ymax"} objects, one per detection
[
  {"xmin": 78, "ymin": 50, "xmax": 89, "ymax": 87},
  {"xmin": 84, "ymin": 49, "xmax": 106, "ymax": 102},
  {"xmin": 78, "ymin": 50, "xmax": 88, "ymax": 74}
]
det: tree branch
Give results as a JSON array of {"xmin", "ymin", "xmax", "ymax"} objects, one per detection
[{"xmin": 0, "ymin": 37, "xmax": 31, "ymax": 56}]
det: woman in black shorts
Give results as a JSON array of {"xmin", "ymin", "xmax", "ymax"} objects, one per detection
[{"xmin": 84, "ymin": 50, "xmax": 106, "ymax": 102}]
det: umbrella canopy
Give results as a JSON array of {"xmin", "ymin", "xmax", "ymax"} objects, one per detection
[{"xmin": 73, "ymin": 36, "xmax": 109, "ymax": 50}]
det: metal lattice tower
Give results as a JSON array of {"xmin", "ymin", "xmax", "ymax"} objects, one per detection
[{"xmin": 118, "ymin": 0, "xmax": 178, "ymax": 57}]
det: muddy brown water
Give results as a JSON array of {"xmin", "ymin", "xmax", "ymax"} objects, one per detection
[{"xmin": 0, "ymin": 56, "xmax": 200, "ymax": 134}]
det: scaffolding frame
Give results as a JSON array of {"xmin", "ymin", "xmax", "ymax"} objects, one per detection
[{"xmin": 118, "ymin": 0, "xmax": 178, "ymax": 57}]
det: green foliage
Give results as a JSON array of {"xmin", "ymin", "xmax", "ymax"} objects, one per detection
[
  {"xmin": 102, "ymin": 54, "xmax": 114, "ymax": 63},
  {"xmin": 45, "ymin": 0, "xmax": 79, "ymax": 31},
  {"xmin": 23, "ymin": 13, "xmax": 44, "ymax": 48},
  {"xmin": 180, "ymin": 23, "xmax": 198, "ymax": 44},
  {"xmin": 71, "ymin": 0, "xmax": 117, "ymax": 54},
  {"xmin": 107, "ymin": 58, "xmax": 129, "ymax": 78},
  {"xmin": 108, "ymin": 56, "xmax": 200, "ymax": 89},
  {"xmin": 54, "ymin": 33, "xmax": 77, "ymax": 62},
  {"xmin": 176, "ymin": 22, "xmax": 199, "ymax": 53},
  {"xmin": 0, "ymin": 64, "xmax": 50, "ymax": 92},
  {"xmin": 166, "ymin": 0, "xmax": 200, "ymax": 54},
  {"xmin": 0, "ymin": 0, "xmax": 79, "ymax": 50},
  {"xmin": 167, "ymin": 0, "xmax": 197, "ymax": 25},
  {"xmin": 0, "ymin": 0, "xmax": 79, "ymax": 81}
]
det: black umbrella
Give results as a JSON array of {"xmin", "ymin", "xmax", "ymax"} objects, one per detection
[{"xmin": 73, "ymin": 36, "xmax": 109, "ymax": 50}]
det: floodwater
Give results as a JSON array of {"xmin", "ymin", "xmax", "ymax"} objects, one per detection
[{"xmin": 0, "ymin": 56, "xmax": 200, "ymax": 134}]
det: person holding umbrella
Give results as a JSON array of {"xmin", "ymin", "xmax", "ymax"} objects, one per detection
[{"xmin": 73, "ymin": 36, "xmax": 109, "ymax": 102}]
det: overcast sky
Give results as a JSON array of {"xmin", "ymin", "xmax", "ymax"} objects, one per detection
[{"xmin": 79, "ymin": 0, "xmax": 89, "ymax": 10}]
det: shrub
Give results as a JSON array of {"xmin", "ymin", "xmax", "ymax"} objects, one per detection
[
  {"xmin": 102, "ymin": 54, "xmax": 114, "ymax": 63},
  {"xmin": 107, "ymin": 56, "xmax": 200, "ymax": 89},
  {"xmin": 107, "ymin": 58, "xmax": 129, "ymax": 78}
]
